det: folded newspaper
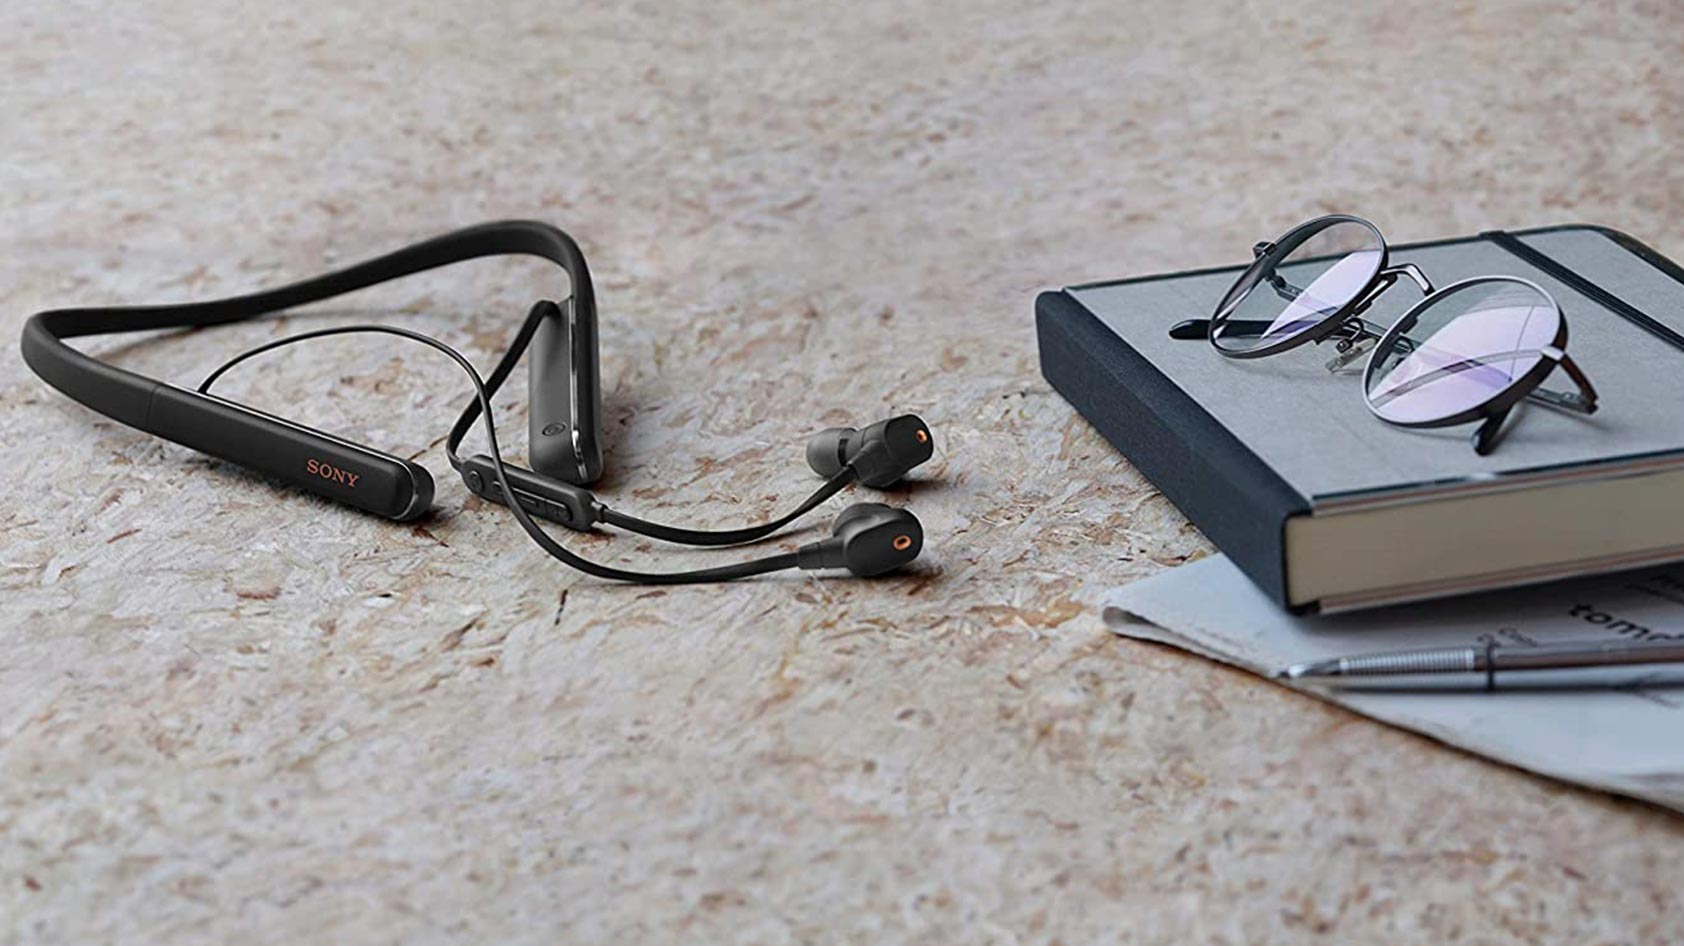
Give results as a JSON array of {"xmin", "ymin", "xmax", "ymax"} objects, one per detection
[{"xmin": 1104, "ymin": 556, "xmax": 1684, "ymax": 813}]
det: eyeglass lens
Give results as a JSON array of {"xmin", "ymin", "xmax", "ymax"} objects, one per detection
[
  {"xmin": 1365, "ymin": 279, "xmax": 1560, "ymax": 423},
  {"xmin": 1211, "ymin": 219, "xmax": 1382, "ymax": 355}
]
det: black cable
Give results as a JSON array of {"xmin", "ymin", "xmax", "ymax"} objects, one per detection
[
  {"xmin": 203, "ymin": 294, "xmax": 854, "ymax": 549},
  {"xmin": 598, "ymin": 472, "xmax": 852, "ymax": 546},
  {"xmin": 198, "ymin": 325, "xmax": 802, "ymax": 584},
  {"xmin": 435, "ymin": 297, "xmax": 860, "ymax": 548},
  {"xmin": 441, "ymin": 298, "xmax": 553, "ymax": 475}
]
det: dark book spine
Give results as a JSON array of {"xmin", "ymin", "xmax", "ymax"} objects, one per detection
[{"xmin": 1035, "ymin": 290, "xmax": 1310, "ymax": 610}]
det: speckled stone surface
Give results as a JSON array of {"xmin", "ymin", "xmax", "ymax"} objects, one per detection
[{"xmin": 4, "ymin": 1, "xmax": 1683, "ymax": 942}]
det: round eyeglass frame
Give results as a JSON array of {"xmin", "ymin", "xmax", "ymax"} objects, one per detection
[
  {"xmin": 1207, "ymin": 213, "xmax": 1390, "ymax": 359},
  {"xmin": 1359, "ymin": 274, "xmax": 1570, "ymax": 430}
]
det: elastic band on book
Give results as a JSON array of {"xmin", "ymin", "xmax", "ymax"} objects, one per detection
[{"xmin": 1483, "ymin": 229, "xmax": 1684, "ymax": 354}]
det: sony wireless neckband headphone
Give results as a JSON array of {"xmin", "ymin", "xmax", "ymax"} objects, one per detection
[{"xmin": 21, "ymin": 220, "xmax": 936, "ymax": 584}]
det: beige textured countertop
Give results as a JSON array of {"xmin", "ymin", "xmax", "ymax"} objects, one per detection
[{"xmin": 4, "ymin": 0, "xmax": 1682, "ymax": 942}]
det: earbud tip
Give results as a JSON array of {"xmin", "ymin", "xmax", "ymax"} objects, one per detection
[
  {"xmin": 849, "ymin": 414, "xmax": 934, "ymax": 488},
  {"xmin": 884, "ymin": 414, "xmax": 934, "ymax": 464},
  {"xmin": 806, "ymin": 427, "xmax": 855, "ymax": 479}
]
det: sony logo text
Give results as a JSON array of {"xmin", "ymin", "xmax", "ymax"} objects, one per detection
[{"xmin": 306, "ymin": 458, "xmax": 360, "ymax": 488}]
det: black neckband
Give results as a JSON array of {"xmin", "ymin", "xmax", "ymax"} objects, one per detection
[{"xmin": 20, "ymin": 219, "xmax": 603, "ymax": 489}]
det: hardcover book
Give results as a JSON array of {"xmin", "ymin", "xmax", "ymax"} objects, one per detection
[{"xmin": 1037, "ymin": 225, "xmax": 1684, "ymax": 612}]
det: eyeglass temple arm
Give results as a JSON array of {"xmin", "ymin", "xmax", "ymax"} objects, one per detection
[
  {"xmin": 1472, "ymin": 408, "xmax": 1515, "ymax": 455},
  {"xmin": 1468, "ymin": 352, "xmax": 1598, "ymax": 454},
  {"xmin": 1533, "ymin": 351, "xmax": 1599, "ymax": 413}
]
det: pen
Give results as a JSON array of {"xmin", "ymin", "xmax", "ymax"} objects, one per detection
[{"xmin": 1276, "ymin": 638, "xmax": 1684, "ymax": 691}]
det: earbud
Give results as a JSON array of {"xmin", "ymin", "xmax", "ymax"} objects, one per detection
[
  {"xmin": 805, "ymin": 414, "xmax": 935, "ymax": 488},
  {"xmin": 796, "ymin": 502, "xmax": 923, "ymax": 577}
]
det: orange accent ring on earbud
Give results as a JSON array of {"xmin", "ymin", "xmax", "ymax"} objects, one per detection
[
  {"xmin": 915, "ymin": 429, "xmax": 929, "ymax": 444},
  {"xmin": 892, "ymin": 535, "xmax": 912, "ymax": 551}
]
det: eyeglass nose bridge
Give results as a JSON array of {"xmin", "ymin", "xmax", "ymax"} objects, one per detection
[
  {"xmin": 1343, "ymin": 262, "xmax": 1438, "ymax": 324},
  {"xmin": 1379, "ymin": 262, "xmax": 1435, "ymax": 296}
]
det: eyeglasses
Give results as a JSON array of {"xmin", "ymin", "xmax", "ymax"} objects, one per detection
[{"xmin": 1168, "ymin": 214, "xmax": 1599, "ymax": 454}]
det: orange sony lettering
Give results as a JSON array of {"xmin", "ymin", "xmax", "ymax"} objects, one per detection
[{"xmin": 305, "ymin": 458, "xmax": 358, "ymax": 488}]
